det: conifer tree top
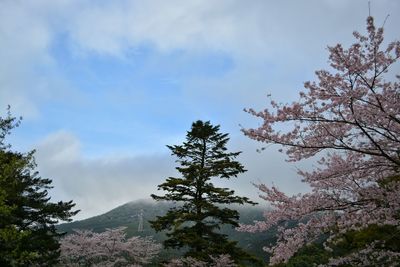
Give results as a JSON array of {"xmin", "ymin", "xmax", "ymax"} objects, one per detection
[
  {"xmin": 187, "ymin": 120, "xmax": 221, "ymax": 139},
  {"xmin": 151, "ymin": 120, "xmax": 259, "ymax": 264}
]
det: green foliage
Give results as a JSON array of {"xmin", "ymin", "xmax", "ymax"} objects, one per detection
[
  {"xmin": 272, "ymin": 224, "xmax": 400, "ymax": 267},
  {"xmin": 331, "ymin": 224, "xmax": 400, "ymax": 258},
  {"xmin": 150, "ymin": 121, "xmax": 260, "ymax": 265},
  {"xmin": 378, "ymin": 174, "xmax": 400, "ymax": 188},
  {"xmin": 0, "ymin": 108, "xmax": 78, "ymax": 266},
  {"xmin": 272, "ymin": 244, "xmax": 330, "ymax": 267}
]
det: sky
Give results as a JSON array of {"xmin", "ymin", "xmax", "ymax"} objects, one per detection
[{"xmin": 1, "ymin": 0, "xmax": 399, "ymax": 220}]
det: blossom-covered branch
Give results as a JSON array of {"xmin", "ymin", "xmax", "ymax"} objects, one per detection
[
  {"xmin": 59, "ymin": 227, "xmax": 161, "ymax": 266},
  {"xmin": 239, "ymin": 16, "xmax": 400, "ymax": 266},
  {"xmin": 164, "ymin": 254, "xmax": 237, "ymax": 267}
]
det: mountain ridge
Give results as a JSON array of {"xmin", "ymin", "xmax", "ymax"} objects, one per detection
[{"xmin": 57, "ymin": 199, "xmax": 274, "ymax": 263}]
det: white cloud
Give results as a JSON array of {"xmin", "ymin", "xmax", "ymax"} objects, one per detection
[
  {"xmin": 2, "ymin": 0, "xmax": 399, "ymax": 219},
  {"xmin": 34, "ymin": 131, "xmax": 178, "ymax": 220},
  {"xmin": 0, "ymin": 1, "xmax": 50, "ymax": 117},
  {"xmin": 0, "ymin": 0, "xmax": 81, "ymax": 118},
  {"xmin": 1, "ymin": 0, "xmax": 399, "ymax": 117},
  {"xmin": 33, "ymin": 131, "xmax": 310, "ymax": 220},
  {"xmin": 49, "ymin": 0, "xmax": 400, "ymax": 112},
  {"xmin": 64, "ymin": 0, "xmax": 400, "ymax": 61}
]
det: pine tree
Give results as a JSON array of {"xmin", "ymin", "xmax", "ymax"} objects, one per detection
[
  {"xmin": 0, "ymin": 108, "xmax": 78, "ymax": 266},
  {"xmin": 150, "ymin": 120, "xmax": 258, "ymax": 264}
]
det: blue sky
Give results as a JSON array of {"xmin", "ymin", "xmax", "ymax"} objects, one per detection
[{"xmin": 1, "ymin": 0, "xmax": 399, "ymax": 220}]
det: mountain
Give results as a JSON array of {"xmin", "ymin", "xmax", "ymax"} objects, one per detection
[
  {"xmin": 57, "ymin": 199, "xmax": 276, "ymax": 264},
  {"xmin": 58, "ymin": 199, "xmax": 172, "ymax": 236}
]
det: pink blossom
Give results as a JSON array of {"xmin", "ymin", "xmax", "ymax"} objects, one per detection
[
  {"xmin": 60, "ymin": 227, "xmax": 161, "ymax": 266},
  {"xmin": 240, "ymin": 16, "xmax": 400, "ymax": 266},
  {"xmin": 164, "ymin": 255, "xmax": 237, "ymax": 267}
]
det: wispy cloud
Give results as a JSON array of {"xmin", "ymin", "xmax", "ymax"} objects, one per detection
[
  {"xmin": 34, "ymin": 131, "xmax": 176, "ymax": 220},
  {"xmin": 34, "ymin": 131, "xmax": 309, "ymax": 220},
  {"xmin": 1, "ymin": 0, "xmax": 399, "ymax": 219}
]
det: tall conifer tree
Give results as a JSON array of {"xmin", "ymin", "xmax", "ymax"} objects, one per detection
[
  {"xmin": 0, "ymin": 109, "xmax": 78, "ymax": 266},
  {"xmin": 150, "ymin": 120, "xmax": 257, "ymax": 263}
]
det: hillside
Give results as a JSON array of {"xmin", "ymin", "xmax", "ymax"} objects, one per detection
[{"xmin": 57, "ymin": 199, "xmax": 276, "ymax": 264}]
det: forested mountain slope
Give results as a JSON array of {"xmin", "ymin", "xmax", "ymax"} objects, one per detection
[{"xmin": 57, "ymin": 200, "xmax": 275, "ymax": 263}]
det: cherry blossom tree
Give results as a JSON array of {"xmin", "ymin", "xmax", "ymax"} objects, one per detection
[
  {"xmin": 164, "ymin": 254, "xmax": 237, "ymax": 267},
  {"xmin": 239, "ymin": 16, "xmax": 400, "ymax": 265},
  {"xmin": 59, "ymin": 229, "xmax": 100, "ymax": 266},
  {"xmin": 59, "ymin": 227, "xmax": 161, "ymax": 266}
]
